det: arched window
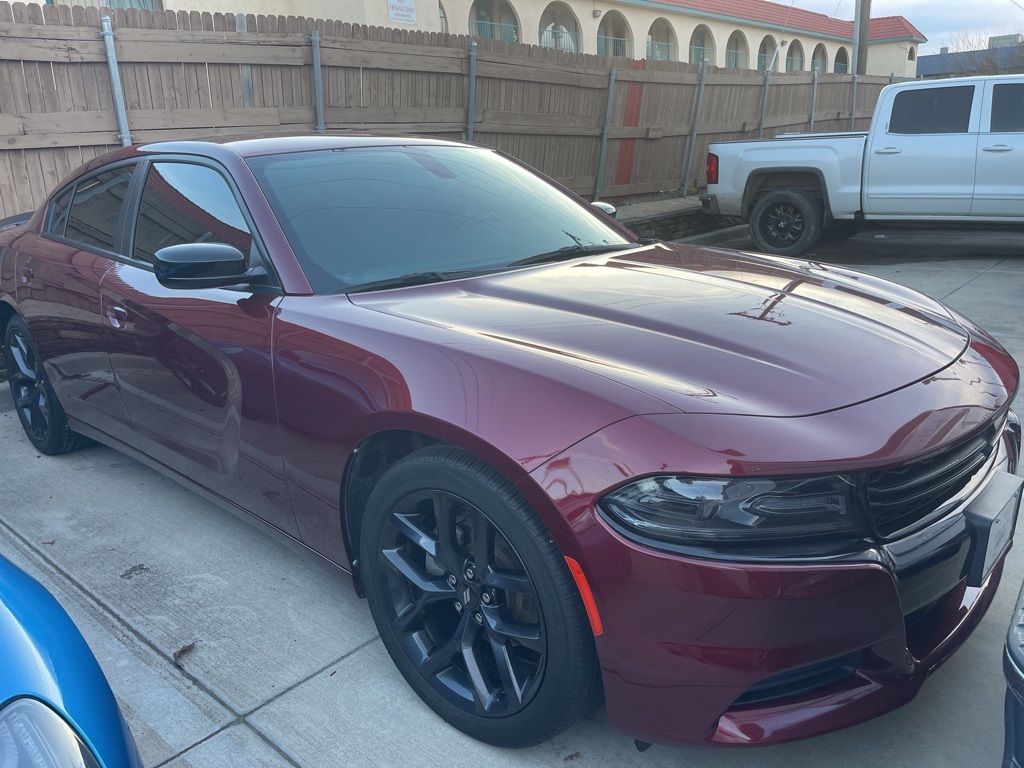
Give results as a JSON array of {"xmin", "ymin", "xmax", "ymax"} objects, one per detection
[
  {"xmin": 647, "ymin": 18, "xmax": 677, "ymax": 61},
  {"xmin": 834, "ymin": 46, "xmax": 849, "ymax": 74},
  {"xmin": 811, "ymin": 44, "xmax": 827, "ymax": 73},
  {"xmin": 438, "ymin": 1, "xmax": 448, "ymax": 33},
  {"xmin": 725, "ymin": 30, "xmax": 748, "ymax": 69},
  {"xmin": 689, "ymin": 25, "xmax": 715, "ymax": 64},
  {"xmin": 785, "ymin": 40, "xmax": 804, "ymax": 71},
  {"xmin": 757, "ymin": 35, "xmax": 778, "ymax": 71},
  {"xmin": 598, "ymin": 12, "xmax": 632, "ymax": 58},
  {"xmin": 908, "ymin": 47, "xmax": 916, "ymax": 61},
  {"xmin": 469, "ymin": 0, "xmax": 519, "ymax": 43},
  {"xmin": 539, "ymin": 2, "xmax": 579, "ymax": 51}
]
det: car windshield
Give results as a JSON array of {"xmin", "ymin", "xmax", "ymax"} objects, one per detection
[{"xmin": 246, "ymin": 145, "xmax": 633, "ymax": 293}]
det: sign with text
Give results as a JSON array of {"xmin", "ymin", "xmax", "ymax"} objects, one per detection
[{"xmin": 388, "ymin": 0, "xmax": 416, "ymax": 25}]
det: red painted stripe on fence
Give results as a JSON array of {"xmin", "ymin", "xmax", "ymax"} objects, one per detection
[{"xmin": 614, "ymin": 59, "xmax": 645, "ymax": 189}]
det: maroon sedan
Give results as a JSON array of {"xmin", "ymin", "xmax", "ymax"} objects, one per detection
[{"xmin": 0, "ymin": 135, "xmax": 1020, "ymax": 749}]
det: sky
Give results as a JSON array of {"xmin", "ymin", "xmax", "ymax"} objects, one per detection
[{"xmin": 790, "ymin": 0, "xmax": 1024, "ymax": 54}]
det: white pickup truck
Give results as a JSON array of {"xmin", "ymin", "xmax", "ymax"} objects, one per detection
[{"xmin": 700, "ymin": 74, "xmax": 1024, "ymax": 256}]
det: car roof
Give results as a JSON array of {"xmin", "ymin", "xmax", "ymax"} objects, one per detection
[{"xmin": 140, "ymin": 132, "xmax": 470, "ymax": 159}]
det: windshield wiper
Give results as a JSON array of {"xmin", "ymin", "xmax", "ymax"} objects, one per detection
[
  {"xmin": 343, "ymin": 268, "xmax": 500, "ymax": 294},
  {"xmin": 507, "ymin": 243, "xmax": 640, "ymax": 268}
]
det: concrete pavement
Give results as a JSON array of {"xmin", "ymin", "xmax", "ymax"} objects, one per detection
[{"xmin": 1, "ymin": 225, "xmax": 1023, "ymax": 767}]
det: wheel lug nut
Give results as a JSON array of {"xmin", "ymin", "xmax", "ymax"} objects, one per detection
[
  {"xmin": 464, "ymin": 565, "xmax": 475, "ymax": 580},
  {"xmin": 454, "ymin": 601, "xmax": 463, "ymax": 612},
  {"xmin": 447, "ymin": 574, "xmax": 457, "ymax": 587},
  {"xmin": 473, "ymin": 612, "xmax": 483, "ymax": 625},
  {"xmin": 481, "ymin": 591, "xmax": 493, "ymax": 604}
]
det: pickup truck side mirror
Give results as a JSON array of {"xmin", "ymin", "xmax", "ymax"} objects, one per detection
[
  {"xmin": 591, "ymin": 201, "xmax": 617, "ymax": 219},
  {"xmin": 154, "ymin": 243, "xmax": 249, "ymax": 289}
]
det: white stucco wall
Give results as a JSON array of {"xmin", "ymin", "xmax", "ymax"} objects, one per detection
[{"xmin": 164, "ymin": 0, "xmax": 919, "ymax": 77}]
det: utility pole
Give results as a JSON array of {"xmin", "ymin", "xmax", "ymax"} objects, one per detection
[{"xmin": 854, "ymin": 0, "xmax": 871, "ymax": 74}]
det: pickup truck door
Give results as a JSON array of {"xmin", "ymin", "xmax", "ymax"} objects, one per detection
[
  {"xmin": 863, "ymin": 82, "xmax": 980, "ymax": 217},
  {"xmin": 971, "ymin": 80, "xmax": 1024, "ymax": 216}
]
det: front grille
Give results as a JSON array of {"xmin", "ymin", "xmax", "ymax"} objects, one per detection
[{"xmin": 867, "ymin": 424, "xmax": 1000, "ymax": 539}]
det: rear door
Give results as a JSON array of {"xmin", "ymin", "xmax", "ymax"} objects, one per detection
[
  {"xmin": 971, "ymin": 80, "xmax": 1024, "ymax": 216},
  {"xmin": 15, "ymin": 164, "xmax": 137, "ymax": 447},
  {"xmin": 863, "ymin": 82, "xmax": 980, "ymax": 217},
  {"xmin": 102, "ymin": 158, "xmax": 298, "ymax": 536}
]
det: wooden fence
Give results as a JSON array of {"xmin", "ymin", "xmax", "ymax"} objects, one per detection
[{"xmin": 0, "ymin": 1, "xmax": 891, "ymax": 219}]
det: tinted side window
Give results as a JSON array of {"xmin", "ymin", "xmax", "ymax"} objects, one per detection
[
  {"xmin": 48, "ymin": 187, "xmax": 73, "ymax": 238},
  {"xmin": 133, "ymin": 162, "xmax": 253, "ymax": 265},
  {"xmin": 889, "ymin": 85, "xmax": 975, "ymax": 134},
  {"xmin": 991, "ymin": 83, "xmax": 1024, "ymax": 132},
  {"xmin": 64, "ymin": 166, "xmax": 135, "ymax": 250}
]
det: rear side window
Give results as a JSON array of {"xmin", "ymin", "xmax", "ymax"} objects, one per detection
[
  {"xmin": 133, "ymin": 162, "xmax": 253, "ymax": 265},
  {"xmin": 63, "ymin": 166, "xmax": 135, "ymax": 250},
  {"xmin": 889, "ymin": 85, "xmax": 975, "ymax": 134},
  {"xmin": 991, "ymin": 83, "xmax": 1024, "ymax": 132}
]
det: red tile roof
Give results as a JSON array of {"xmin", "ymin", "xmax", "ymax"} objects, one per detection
[{"xmin": 644, "ymin": 0, "xmax": 926, "ymax": 43}]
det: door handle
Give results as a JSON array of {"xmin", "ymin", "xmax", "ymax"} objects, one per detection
[
  {"xmin": 105, "ymin": 305, "xmax": 129, "ymax": 329},
  {"xmin": 18, "ymin": 267, "xmax": 33, "ymax": 283},
  {"xmin": 873, "ymin": 147, "xmax": 902, "ymax": 155},
  {"xmin": 982, "ymin": 145, "xmax": 1014, "ymax": 152}
]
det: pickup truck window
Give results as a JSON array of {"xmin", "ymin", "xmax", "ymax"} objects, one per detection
[
  {"xmin": 991, "ymin": 84, "xmax": 1024, "ymax": 132},
  {"xmin": 889, "ymin": 85, "xmax": 974, "ymax": 135}
]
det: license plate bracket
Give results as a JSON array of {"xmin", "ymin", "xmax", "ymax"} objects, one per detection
[{"xmin": 964, "ymin": 471, "xmax": 1022, "ymax": 588}]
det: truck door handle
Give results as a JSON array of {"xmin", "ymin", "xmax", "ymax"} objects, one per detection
[
  {"xmin": 19, "ymin": 267, "xmax": 33, "ymax": 283},
  {"xmin": 105, "ymin": 305, "xmax": 129, "ymax": 329},
  {"xmin": 874, "ymin": 147, "xmax": 902, "ymax": 155},
  {"xmin": 982, "ymin": 145, "xmax": 1014, "ymax": 152}
]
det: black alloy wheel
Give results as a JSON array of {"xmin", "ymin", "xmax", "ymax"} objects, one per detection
[
  {"xmin": 361, "ymin": 446, "xmax": 596, "ymax": 747},
  {"xmin": 5, "ymin": 316, "xmax": 86, "ymax": 455},
  {"xmin": 749, "ymin": 188, "xmax": 823, "ymax": 257}
]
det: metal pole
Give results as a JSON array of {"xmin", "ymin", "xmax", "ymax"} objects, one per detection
[
  {"xmin": 594, "ymin": 67, "xmax": 617, "ymax": 201},
  {"xmin": 850, "ymin": 74, "xmax": 858, "ymax": 130},
  {"xmin": 682, "ymin": 58, "xmax": 709, "ymax": 192},
  {"xmin": 100, "ymin": 16, "xmax": 132, "ymax": 147},
  {"xmin": 857, "ymin": 0, "xmax": 871, "ymax": 75},
  {"xmin": 466, "ymin": 41, "xmax": 478, "ymax": 141},
  {"xmin": 311, "ymin": 30, "xmax": 325, "ymax": 134},
  {"xmin": 810, "ymin": 66, "xmax": 818, "ymax": 133},
  {"xmin": 852, "ymin": 0, "xmax": 862, "ymax": 80},
  {"xmin": 757, "ymin": 69, "xmax": 772, "ymax": 139}
]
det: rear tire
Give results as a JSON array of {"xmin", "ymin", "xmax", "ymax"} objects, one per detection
[
  {"xmin": 749, "ymin": 189, "xmax": 823, "ymax": 257},
  {"xmin": 360, "ymin": 445, "xmax": 597, "ymax": 747},
  {"xmin": 5, "ymin": 316, "xmax": 88, "ymax": 455}
]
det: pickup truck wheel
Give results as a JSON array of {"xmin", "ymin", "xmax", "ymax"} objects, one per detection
[
  {"xmin": 822, "ymin": 220, "xmax": 865, "ymax": 241},
  {"xmin": 750, "ymin": 189, "xmax": 823, "ymax": 257}
]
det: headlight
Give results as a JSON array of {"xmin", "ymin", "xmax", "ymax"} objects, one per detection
[
  {"xmin": 599, "ymin": 474, "xmax": 868, "ymax": 556},
  {"xmin": 0, "ymin": 698, "xmax": 101, "ymax": 768}
]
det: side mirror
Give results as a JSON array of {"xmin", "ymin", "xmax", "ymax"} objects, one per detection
[
  {"xmin": 154, "ymin": 243, "xmax": 249, "ymax": 289},
  {"xmin": 591, "ymin": 201, "xmax": 617, "ymax": 219}
]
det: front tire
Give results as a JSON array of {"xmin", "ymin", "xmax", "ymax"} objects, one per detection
[
  {"xmin": 749, "ymin": 189, "xmax": 823, "ymax": 257},
  {"xmin": 5, "ymin": 316, "xmax": 87, "ymax": 455},
  {"xmin": 360, "ymin": 446, "xmax": 597, "ymax": 747}
]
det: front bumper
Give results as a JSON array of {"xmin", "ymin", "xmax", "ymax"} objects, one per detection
[{"xmin": 539, "ymin": 417, "xmax": 1021, "ymax": 747}]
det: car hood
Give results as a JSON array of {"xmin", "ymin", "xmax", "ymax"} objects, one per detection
[{"xmin": 348, "ymin": 243, "xmax": 971, "ymax": 418}]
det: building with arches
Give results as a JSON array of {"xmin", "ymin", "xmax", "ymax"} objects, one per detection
[{"xmin": 167, "ymin": 0, "xmax": 925, "ymax": 77}]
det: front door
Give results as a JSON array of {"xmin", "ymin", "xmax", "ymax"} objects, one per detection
[{"xmin": 103, "ymin": 159, "xmax": 298, "ymax": 537}]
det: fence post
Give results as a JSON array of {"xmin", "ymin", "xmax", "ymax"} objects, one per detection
[
  {"xmin": 466, "ymin": 41, "xmax": 478, "ymax": 141},
  {"xmin": 100, "ymin": 16, "xmax": 132, "ymax": 147},
  {"xmin": 594, "ymin": 67, "xmax": 617, "ymax": 201},
  {"xmin": 757, "ymin": 69, "xmax": 772, "ymax": 139},
  {"xmin": 682, "ymin": 58, "xmax": 708, "ymax": 194},
  {"xmin": 850, "ymin": 74, "xmax": 858, "ymax": 130},
  {"xmin": 236, "ymin": 14, "xmax": 255, "ymax": 108},
  {"xmin": 311, "ymin": 30, "xmax": 325, "ymax": 133},
  {"xmin": 809, "ymin": 66, "xmax": 818, "ymax": 133}
]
